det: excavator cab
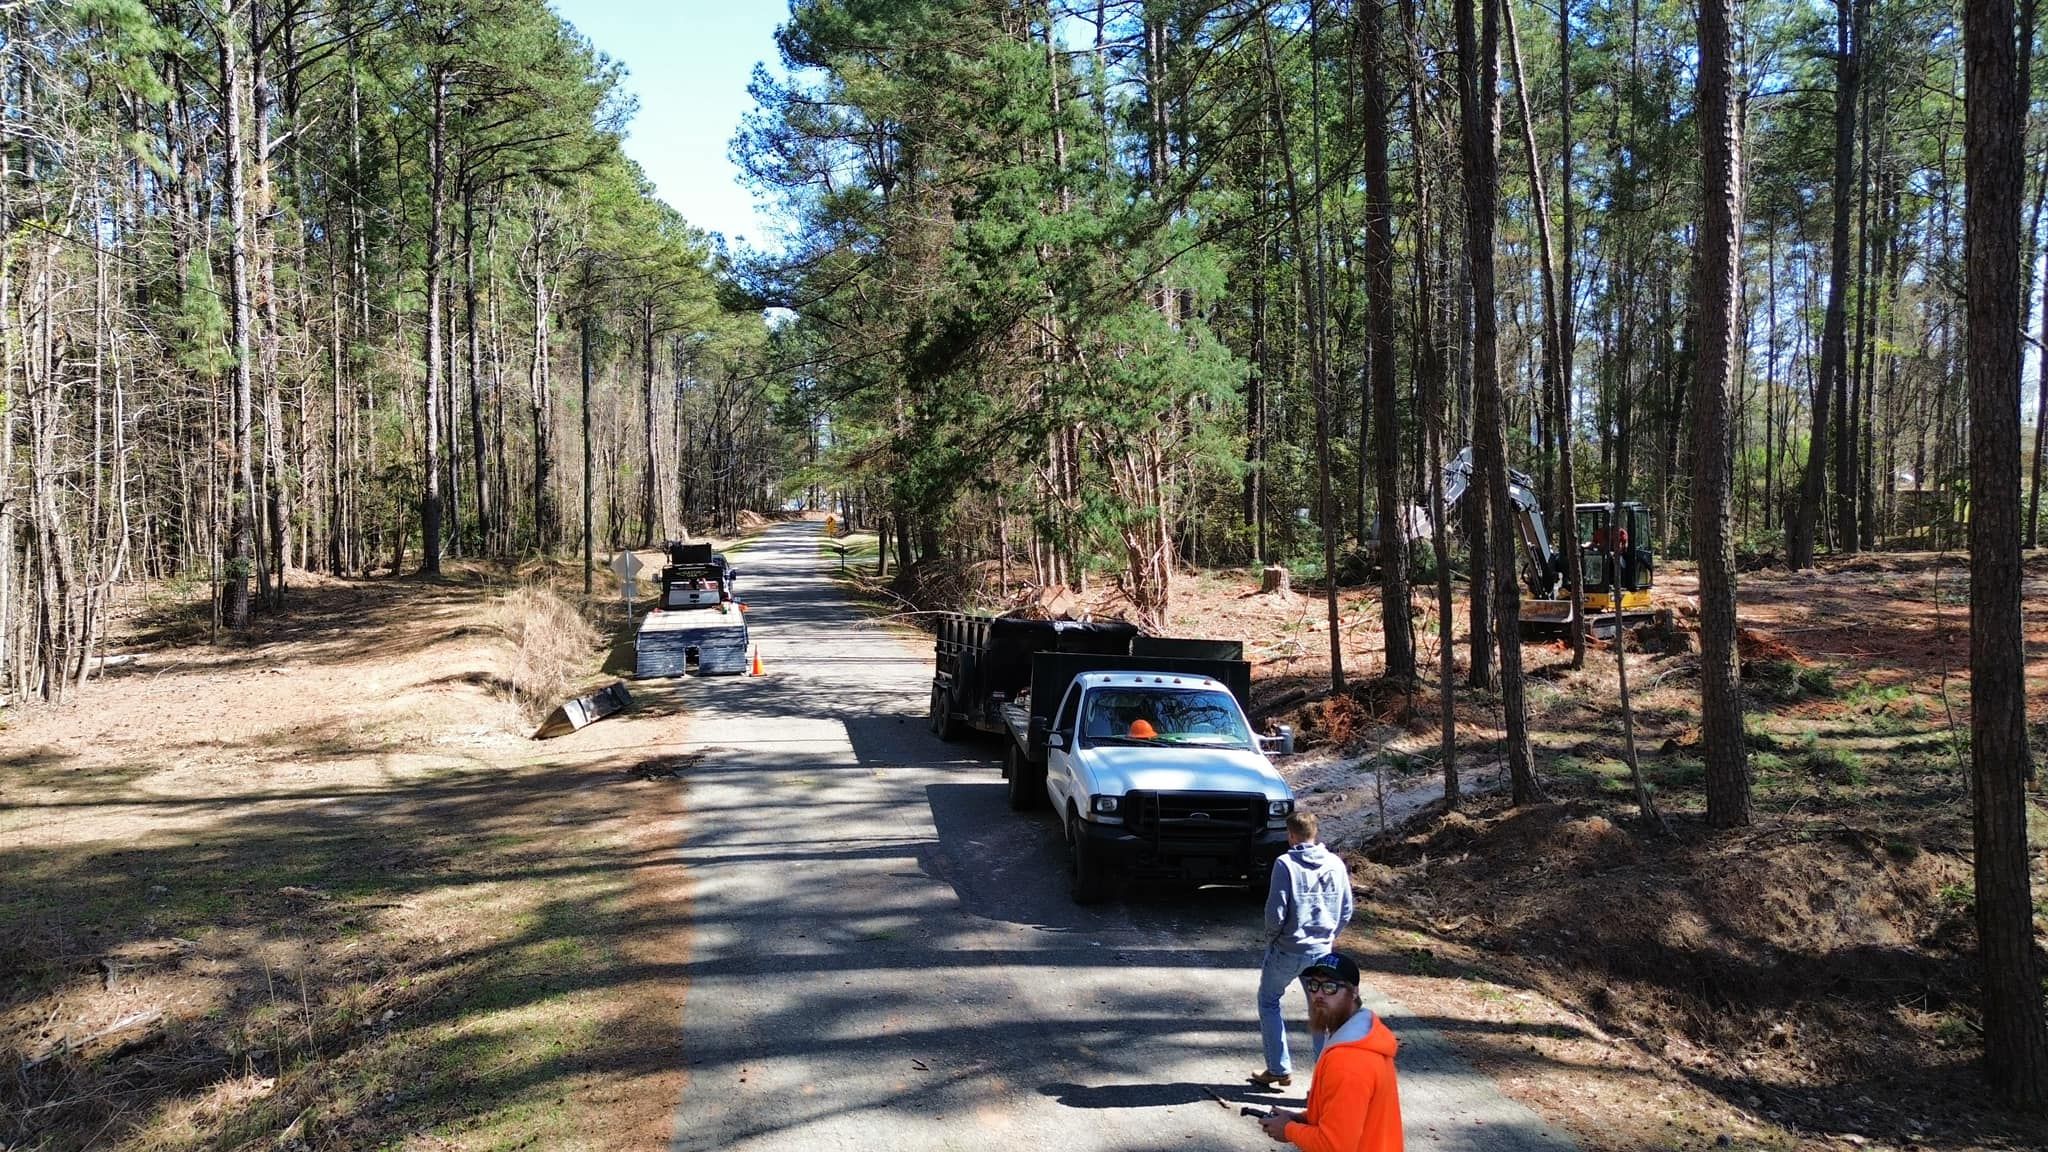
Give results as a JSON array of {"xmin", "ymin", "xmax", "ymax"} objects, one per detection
[{"xmin": 1575, "ymin": 502, "xmax": 1654, "ymax": 614}]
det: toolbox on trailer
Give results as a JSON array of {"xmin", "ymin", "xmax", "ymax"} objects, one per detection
[{"xmin": 660, "ymin": 542, "xmax": 738, "ymax": 610}]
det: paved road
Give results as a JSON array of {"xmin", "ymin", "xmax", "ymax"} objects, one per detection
[{"xmin": 668, "ymin": 521, "xmax": 1576, "ymax": 1152}]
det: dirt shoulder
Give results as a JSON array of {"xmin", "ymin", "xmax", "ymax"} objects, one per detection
[{"xmin": 1, "ymin": 567, "xmax": 693, "ymax": 1151}]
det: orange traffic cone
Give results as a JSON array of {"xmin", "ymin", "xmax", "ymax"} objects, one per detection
[{"xmin": 750, "ymin": 648, "xmax": 765, "ymax": 677}]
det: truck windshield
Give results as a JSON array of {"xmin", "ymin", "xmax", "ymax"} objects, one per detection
[{"xmin": 1079, "ymin": 688, "xmax": 1252, "ymax": 749}]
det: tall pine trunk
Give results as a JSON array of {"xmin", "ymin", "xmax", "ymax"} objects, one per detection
[
  {"xmin": 1361, "ymin": 0, "xmax": 1412, "ymax": 682},
  {"xmin": 1788, "ymin": 0, "xmax": 1857, "ymax": 568},
  {"xmin": 1962, "ymin": 0, "xmax": 2048, "ymax": 1108},
  {"xmin": 466, "ymin": 185, "xmax": 491, "ymax": 551},
  {"xmin": 1460, "ymin": 0, "xmax": 1537, "ymax": 803},
  {"xmin": 219, "ymin": 6, "xmax": 256, "ymax": 628},
  {"xmin": 421, "ymin": 63, "xmax": 448, "ymax": 575},
  {"xmin": 1693, "ymin": 0, "xmax": 1751, "ymax": 828}
]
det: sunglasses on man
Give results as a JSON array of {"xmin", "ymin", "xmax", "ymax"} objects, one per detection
[{"xmin": 1299, "ymin": 977, "xmax": 1352, "ymax": 997}]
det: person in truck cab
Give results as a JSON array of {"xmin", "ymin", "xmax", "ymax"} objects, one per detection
[
  {"xmin": 1250, "ymin": 811, "xmax": 1354, "ymax": 1090},
  {"xmin": 1257, "ymin": 952, "xmax": 1404, "ymax": 1151}
]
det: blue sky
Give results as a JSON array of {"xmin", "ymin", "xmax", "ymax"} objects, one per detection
[{"xmin": 550, "ymin": 1, "xmax": 790, "ymax": 248}]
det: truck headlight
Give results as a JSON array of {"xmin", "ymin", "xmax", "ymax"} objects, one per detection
[
  {"xmin": 1091, "ymin": 794, "xmax": 1121, "ymax": 815},
  {"xmin": 1268, "ymin": 799, "xmax": 1294, "ymax": 817}
]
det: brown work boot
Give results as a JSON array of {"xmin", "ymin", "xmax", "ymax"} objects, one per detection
[{"xmin": 1246, "ymin": 1070, "xmax": 1293, "ymax": 1090}]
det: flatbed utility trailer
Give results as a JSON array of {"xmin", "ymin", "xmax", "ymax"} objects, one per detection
[
  {"xmin": 636, "ymin": 541, "xmax": 749, "ymax": 677},
  {"xmin": 635, "ymin": 602, "xmax": 750, "ymax": 676}
]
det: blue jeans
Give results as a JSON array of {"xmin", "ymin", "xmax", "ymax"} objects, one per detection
[{"xmin": 1257, "ymin": 945, "xmax": 1329, "ymax": 1077}]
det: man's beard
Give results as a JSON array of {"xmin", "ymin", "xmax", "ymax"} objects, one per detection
[{"xmin": 1308, "ymin": 996, "xmax": 1355, "ymax": 1035}]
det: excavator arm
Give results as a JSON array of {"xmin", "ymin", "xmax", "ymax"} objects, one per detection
[{"xmin": 1441, "ymin": 448, "xmax": 1562, "ymax": 600}]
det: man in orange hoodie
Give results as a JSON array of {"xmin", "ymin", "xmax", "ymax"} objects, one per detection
[{"xmin": 1257, "ymin": 953, "xmax": 1403, "ymax": 1152}]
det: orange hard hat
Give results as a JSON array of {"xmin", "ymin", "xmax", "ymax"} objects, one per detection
[{"xmin": 1128, "ymin": 719, "xmax": 1157, "ymax": 739}]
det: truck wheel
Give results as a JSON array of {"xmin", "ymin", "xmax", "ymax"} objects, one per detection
[
  {"xmin": 1068, "ymin": 814, "xmax": 1106, "ymax": 904},
  {"xmin": 1006, "ymin": 757, "xmax": 1043, "ymax": 810},
  {"xmin": 1001, "ymin": 742, "xmax": 1016, "ymax": 780}
]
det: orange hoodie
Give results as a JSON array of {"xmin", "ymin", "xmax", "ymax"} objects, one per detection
[{"xmin": 1282, "ymin": 1009, "xmax": 1402, "ymax": 1152}]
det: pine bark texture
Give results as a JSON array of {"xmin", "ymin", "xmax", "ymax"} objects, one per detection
[
  {"xmin": 1789, "ymin": 0, "xmax": 1858, "ymax": 568},
  {"xmin": 1962, "ymin": 0, "xmax": 2048, "ymax": 1109},
  {"xmin": 1361, "ymin": 0, "xmax": 1413, "ymax": 683},
  {"xmin": 1460, "ymin": 0, "xmax": 1538, "ymax": 804},
  {"xmin": 1692, "ymin": 0, "xmax": 1752, "ymax": 828}
]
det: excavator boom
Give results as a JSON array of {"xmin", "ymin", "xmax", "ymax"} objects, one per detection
[{"xmin": 1441, "ymin": 448, "xmax": 1561, "ymax": 600}]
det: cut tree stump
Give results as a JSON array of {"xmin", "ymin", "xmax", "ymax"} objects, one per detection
[{"xmin": 1261, "ymin": 565, "xmax": 1292, "ymax": 596}]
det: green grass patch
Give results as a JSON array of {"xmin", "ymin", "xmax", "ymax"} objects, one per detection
[
  {"xmin": 1647, "ymin": 756, "xmax": 1705, "ymax": 790},
  {"xmin": 1552, "ymin": 755, "xmax": 1635, "ymax": 796},
  {"xmin": 1745, "ymin": 718, "xmax": 1787, "ymax": 751},
  {"xmin": 1795, "ymin": 664, "xmax": 1839, "ymax": 697},
  {"xmin": 820, "ymin": 532, "xmax": 881, "ymax": 573},
  {"xmin": 1800, "ymin": 733, "xmax": 1867, "ymax": 785},
  {"xmin": 6, "ymin": 755, "xmax": 666, "ymax": 1152}
]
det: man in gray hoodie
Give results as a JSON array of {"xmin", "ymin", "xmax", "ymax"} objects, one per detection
[{"xmin": 1249, "ymin": 811, "xmax": 1354, "ymax": 1088}]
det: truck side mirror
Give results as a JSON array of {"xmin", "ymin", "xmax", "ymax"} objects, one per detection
[
  {"xmin": 1259, "ymin": 725, "xmax": 1296, "ymax": 756},
  {"xmin": 1045, "ymin": 732, "xmax": 1067, "ymax": 751}
]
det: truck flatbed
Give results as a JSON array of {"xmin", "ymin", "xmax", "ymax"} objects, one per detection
[{"xmin": 635, "ymin": 604, "xmax": 750, "ymax": 677}]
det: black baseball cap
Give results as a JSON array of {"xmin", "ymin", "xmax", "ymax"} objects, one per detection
[{"xmin": 1300, "ymin": 953, "xmax": 1360, "ymax": 988}]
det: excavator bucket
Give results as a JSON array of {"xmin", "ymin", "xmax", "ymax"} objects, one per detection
[
  {"xmin": 534, "ymin": 681, "xmax": 633, "ymax": 739},
  {"xmin": 1520, "ymin": 597, "xmax": 1576, "ymax": 630}
]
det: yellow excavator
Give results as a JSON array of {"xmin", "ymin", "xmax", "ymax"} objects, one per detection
[{"xmin": 1442, "ymin": 448, "xmax": 1655, "ymax": 631}]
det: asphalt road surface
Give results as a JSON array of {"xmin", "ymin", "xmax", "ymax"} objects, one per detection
[{"xmin": 667, "ymin": 521, "xmax": 1577, "ymax": 1152}]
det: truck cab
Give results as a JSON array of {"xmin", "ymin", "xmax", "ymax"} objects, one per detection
[{"xmin": 1040, "ymin": 671, "xmax": 1293, "ymax": 903}]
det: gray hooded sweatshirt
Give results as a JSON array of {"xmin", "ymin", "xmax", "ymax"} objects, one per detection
[{"xmin": 1265, "ymin": 841, "xmax": 1354, "ymax": 953}]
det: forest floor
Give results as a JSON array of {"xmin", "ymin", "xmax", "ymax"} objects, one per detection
[
  {"xmin": 903, "ymin": 547, "xmax": 2048, "ymax": 1151},
  {"xmin": 0, "ymin": 544, "xmax": 743, "ymax": 1151}
]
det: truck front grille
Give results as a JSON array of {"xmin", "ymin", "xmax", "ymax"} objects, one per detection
[{"xmin": 1123, "ymin": 791, "xmax": 1265, "ymax": 841}]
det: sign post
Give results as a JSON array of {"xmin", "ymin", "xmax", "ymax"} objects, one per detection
[{"xmin": 610, "ymin": 551, "xmax": 644, "ymax": 616}]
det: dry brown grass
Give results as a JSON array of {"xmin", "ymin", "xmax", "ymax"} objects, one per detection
[
  {"xmin": 1, "ymin": 571, "xmax": 693, "ymax": 1151},
  {"xmin": 489, "ymin": 584, "xmax": 601, "ymax": 721}
]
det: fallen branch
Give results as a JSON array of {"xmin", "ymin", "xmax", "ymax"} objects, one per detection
[{"xmin": 25, "ymin": 1010, "xmax": 162, "ymax": 1069}]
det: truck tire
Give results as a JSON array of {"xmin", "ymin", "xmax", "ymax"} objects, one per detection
[
  {"xmin": 1001, "ymin": 742, "xmax": 1016, "ymax": 780},
  {"xmin": 1068, "ymin": 813, "xmax": 1107, "ymax": 904},
  {"xmin": 1006, "ymin": 755, "xmax": 1044, "ymax": 810}
]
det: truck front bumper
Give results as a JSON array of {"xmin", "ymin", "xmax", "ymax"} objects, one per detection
[{"xmin": 1079, "ymin": 820, "xmax": 1290, "ymax": 884}]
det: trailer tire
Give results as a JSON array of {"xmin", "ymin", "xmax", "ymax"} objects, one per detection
[
  {"xmin": 1006, "ymin": 756, "xmax": 1044, "ymax": 810},
  {"xmin": 1001, "ymin": 742, "xmax": 1017, "ymax": 780},
  {"xmin": 1068, "ymin": 813, "xmax": 1106, "ymax": 904},
  {"xmin": 929, "ymin": 687, "xmax": 961, "ymax": 741}
]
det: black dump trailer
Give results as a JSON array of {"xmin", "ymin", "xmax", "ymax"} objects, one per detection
[
  {"xmin": 928, "ymin": 616, "xmax": 1253, "ymax": 740},
  {"xmin": 928, "ymin": 615, "xmax": 1138, "ymax": 741},
  {"xmin": 928, "ymin": 612, "xmax": 1252, "ymax": 762}
]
